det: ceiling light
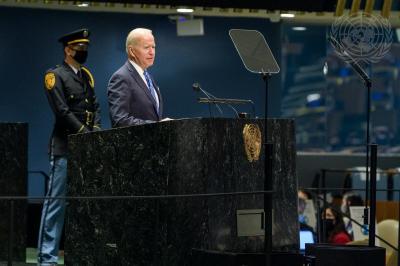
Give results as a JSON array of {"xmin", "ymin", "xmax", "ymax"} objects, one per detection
[
  {"xmin": 292, "ymin": 27, "xmax": 307, "ymax": 31},
  {"xmin": 280, "ymin": 13, "xmax": 295, "ymax": 18},
  {"xmin": 177, "ymin": 8, "xmax": 194, "ymax": 13},
  {"xmin": 77, "ymin": 2, "xmax": 89, "ymax": 7}
]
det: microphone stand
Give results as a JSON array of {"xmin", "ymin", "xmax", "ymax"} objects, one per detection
[
  {"xmin": 228, "ymin": 29, "xmax": 280, "ymax": 266},
  {"xmin": 328, "ymin": 36, "xmax": 376, "ymax": 247},
  {"xmin": 194, "ymin": 84, "xmax": 223, "ymax": 117},
  {"xmin": 200, "ymin": 90, "xmax": 224, "ymax": 117},
  {"xmin": 262, "ymin": 72, "xmax": 272, "ymax": 120},
  {"xmin": 261, "ymin": 70, "xmax": 273, "ymax": 266},
  {"xmin": 197, "ymin": 97, "xmax": 256, "ymax": 118}
]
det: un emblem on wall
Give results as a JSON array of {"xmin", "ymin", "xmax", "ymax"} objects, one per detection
[{"xmin": 330, "ymin": 13, "xmax": 392, "ymax": 64}]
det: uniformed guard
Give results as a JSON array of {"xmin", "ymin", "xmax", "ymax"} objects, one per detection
[{"xmin": 38, "ymin": 28, "xmax": 101, "ymax": 266}]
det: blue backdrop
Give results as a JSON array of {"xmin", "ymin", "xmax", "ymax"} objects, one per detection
[{"xmin": 0, "ymin": 6, "xmax": 282, "ymax": 197}]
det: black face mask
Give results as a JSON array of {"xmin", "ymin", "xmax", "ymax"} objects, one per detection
[
  {"xmin": 323, "ymin": 218, "xmax": 335, "ymax": 233},
  {"xmin": 73, "ymin": 50, "xmax": 88, "ymax": 64}
]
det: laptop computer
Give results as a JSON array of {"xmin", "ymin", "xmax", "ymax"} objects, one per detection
[{"xmin": 300, "ymin": 230, "xmax": 315, "ymax": 251}]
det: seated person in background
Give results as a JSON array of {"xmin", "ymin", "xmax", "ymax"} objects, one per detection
[
  {"xmin": 298, "ymin": 197, "xmax": 317, "ymax": 242},
  {"xmin": 322, "ymin": 207, "xmax": 351, "ymax": 244},
  {"xmin": 341, "ymin": 192, "xmax": 364, "ymax": 236},
  {"xmin": 298, "ymin": 198, "xmax": 314, "ymax": 231},
  {"xmin": 298, "ymin": 188, "xmax": 313, "ymax": 201},
  {"xmin": 298, "ymin": 188, "xmax": 317, "ymax": 227}
]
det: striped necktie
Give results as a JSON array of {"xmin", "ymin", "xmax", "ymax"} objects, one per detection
[{"xmin": 143, "ymin": 70, "xmax": 159, "ymax": 113}]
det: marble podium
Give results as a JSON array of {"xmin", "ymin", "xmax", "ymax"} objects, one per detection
[
  {"xmin": 65, "ymin": 118, "xmax": 298, "ymax": 265},
  {"xmin": 0, "ymin": 123, "xmax": 28, "ymax": 262}
]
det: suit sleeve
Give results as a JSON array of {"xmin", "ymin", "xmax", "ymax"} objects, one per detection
[
  {"xmin": 107, "ymin": 73, "xmax": 154, "ymax": 127},
  {"xmin": 44, "ymin": 71, "xmax": 89, "ymax": 133}
]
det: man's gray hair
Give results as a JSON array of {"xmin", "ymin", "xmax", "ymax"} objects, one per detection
[{"xmin": 125, "ymin": 28, "xmax": 153, "ymax": 55}]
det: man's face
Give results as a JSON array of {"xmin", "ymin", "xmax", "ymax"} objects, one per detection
[
  {"xmin": 65, "ymin": 43, "xmax": 89, "ymax": 64},
  {"xmin": 129, "ymin": 33, "xmax": 155, "ymax": 70}
]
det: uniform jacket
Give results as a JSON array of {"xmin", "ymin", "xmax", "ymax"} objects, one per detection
[
  {"xmin": 107, "ymin": 61, "xmax": 163, "ymax": 128},
  {"xmin": 44, "ymin": 62, "xmax": 101, "ymax": 155}
]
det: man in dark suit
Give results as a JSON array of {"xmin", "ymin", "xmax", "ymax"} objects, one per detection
[{"xmin": 107, "ymin": 28, "xmax": 163, "ymax": 127}]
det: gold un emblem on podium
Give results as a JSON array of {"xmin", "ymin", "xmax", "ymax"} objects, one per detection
[{"xmin": 242, "ymin": 124, "xmax": 262, "ymax": 162}]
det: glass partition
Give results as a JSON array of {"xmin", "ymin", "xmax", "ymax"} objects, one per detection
[{"xmin": 281, "ymin": 23, "xmax": 400, "ymax": 153}]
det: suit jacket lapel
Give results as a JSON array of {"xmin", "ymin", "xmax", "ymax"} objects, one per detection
[{"xmin": 125, "ymin": 61, "xmax": 161, "ymax": 118}]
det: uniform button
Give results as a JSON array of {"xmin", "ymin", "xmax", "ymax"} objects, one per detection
[{"xmin": 85, "ymin": 99, "xmax": 89, "ymax": 103}]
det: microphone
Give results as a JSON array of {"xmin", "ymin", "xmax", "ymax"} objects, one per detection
[
  {"xmin": 328, "ymin": 36, "xmax": 370, "ymax": 85},
  {"xmin": 192, "ymin": 83, "xmax": 224, "ymax": 116},
  {"xmin": 192, "ymin": 82, "xmax": 202, "ymax": 93},
  {"xmin": 192, "ymin": 83, "xmax": 256, "ymax": 118}
]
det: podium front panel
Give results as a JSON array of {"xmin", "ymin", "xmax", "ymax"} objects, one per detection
[{"xmin": 65, "ymin": 118, "xmax": 298, "ymax": 265}]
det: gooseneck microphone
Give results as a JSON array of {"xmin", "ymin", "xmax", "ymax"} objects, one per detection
[
  {"xmin": 192, "ymin": 83, "xmax": 256, "ymax": 118},
  {"xmin": 192, "ymin": 83, "xmax": 224, "ymax": 116}
]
